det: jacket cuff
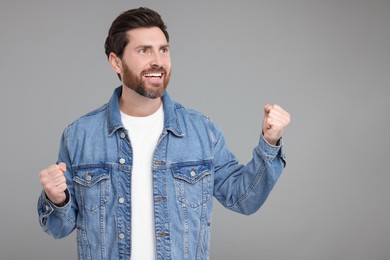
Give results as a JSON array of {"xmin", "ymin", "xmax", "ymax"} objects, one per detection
[
  {"xmin": 259, "ymin": 134, "xmax": 286, "ymax": 167},
  {"xmin": 259, "ymin": 134, "xmax": 281, "ymax": 155},
  {"xmin": 38, "ymin": 189, "xmax": 71, "ymax": 227}
]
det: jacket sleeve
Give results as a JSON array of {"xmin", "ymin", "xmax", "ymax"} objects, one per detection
[
  {"xmin": 37, "ymin": 127, "xmax": 78, "ymax": 238},
  {"xmin": 212, "ymin": 124, "xmax": 286, "ymax": 215}
]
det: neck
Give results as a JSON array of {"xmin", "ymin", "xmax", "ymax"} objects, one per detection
[{"xmin": 119, "ymin": 86, "xmax": 162, "ymax": 117}]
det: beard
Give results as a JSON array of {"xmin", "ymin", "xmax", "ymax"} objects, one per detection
[{"xmin": 122, "ymin": 62, "xmax": 170, "ymax": 99}]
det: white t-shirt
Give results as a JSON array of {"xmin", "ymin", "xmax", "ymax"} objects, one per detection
[{"xmin": 121, "ymin": 105, "xmax": 164, "ymax": 260}]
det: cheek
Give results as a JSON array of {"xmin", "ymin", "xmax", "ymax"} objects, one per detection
[
  {"xmin": 164, "ymin": 60, "xmax": 171, "ymax": 70},
  {"xmin": 161, "ymin": 54, "xmax": 171, "ymax": 66},
  {"xmin": 125, "ymin": 56, "xmax": 146, "ymax": 71}
]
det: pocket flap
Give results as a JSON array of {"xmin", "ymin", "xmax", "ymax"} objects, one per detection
[
  {"xmin": 172, "ymin": 163, "xmax": 211, "ymax": 184},
  {"xmin": 74, "ymin": 167, "xmax": 110, "ymax": 187}
]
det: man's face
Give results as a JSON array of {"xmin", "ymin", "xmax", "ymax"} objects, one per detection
[{"xmin": 120, "ymin": 27, "xmax": 171, "ymax": 99}]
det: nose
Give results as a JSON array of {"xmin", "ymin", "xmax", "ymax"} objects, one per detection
[{"xmin": 150, "ymin": 51, "xmax": 163, "ymax": 68}]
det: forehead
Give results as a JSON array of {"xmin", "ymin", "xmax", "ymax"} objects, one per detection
[{"xmin": 126, "ymin": 27, "xmax": 168, "ymax": 46}]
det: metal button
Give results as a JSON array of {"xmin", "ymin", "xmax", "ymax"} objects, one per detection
[
  {"xmin": 118, "ymin": 233, "xmax": 125, "ymax": 239},
  {"xmin": 86, "ymin": 173, "xmax": 92, "ymax": 181},
  {"xmin": 119, "ymin": 158, "xmax": 125, "ymax": 164},
  {"xmin": 120, "ymin": 132, "xmax": 126, "ymax": 139},
  {"xmin": 118, "ymin": 197, "xmax": 125, "ymax": 204},
  {"xmin": 190, "ymin": 169, "xmax": 196, "ymax": 177}
]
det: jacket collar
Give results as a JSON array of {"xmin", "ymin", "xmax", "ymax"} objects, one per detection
[{"xmin": 107, "ymin": 86, "xmax": 184, "ymax": 137}]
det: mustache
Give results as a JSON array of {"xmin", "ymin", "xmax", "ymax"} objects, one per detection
[{"xmin": 141, "ymin": 66, "xmax": 168, "ymax": 75}]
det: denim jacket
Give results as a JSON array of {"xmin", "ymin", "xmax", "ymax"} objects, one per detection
[{"xmin": 37, "ymin": 86, "xmax": 286, "ymax": 260}]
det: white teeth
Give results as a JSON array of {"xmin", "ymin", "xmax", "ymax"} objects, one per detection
[{"xmin": 144, "ymin": 73, "xmax": 162, "ymax": 77}]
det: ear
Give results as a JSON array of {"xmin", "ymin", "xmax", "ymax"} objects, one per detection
[{"xmin": 108, "ymin": 52, "xmax": 122, "ymax": 74}]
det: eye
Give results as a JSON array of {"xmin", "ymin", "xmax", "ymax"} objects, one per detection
[
  {"xmin": 160, "ymin": 46, "xmax": 169, "ymax": 54},
  {"xmin": 138, "ymin": 47, "xmax": 152, "ymax": 55}
]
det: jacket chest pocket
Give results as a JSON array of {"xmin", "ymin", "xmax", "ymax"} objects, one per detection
[
  {"xmin": 73, "ymin": 167, "xmax": 111, "ymax": 212},
  {"xmin": 172, "ymin": 163, "xmax": 212, "ymax": 209}
]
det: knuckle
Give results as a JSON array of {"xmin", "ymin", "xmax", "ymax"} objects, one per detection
[{"xmin": 39, "ymin": 169, "xmax": 47, "ymax": 177}]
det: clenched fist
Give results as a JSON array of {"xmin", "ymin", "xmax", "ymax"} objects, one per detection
[
  {"xmin": 39, "ymin": 162, "xmax": 67, "ymax": 205},
  {"xmin": 262, "ymin": 104, "xmax": 291, "ymax": 145}
]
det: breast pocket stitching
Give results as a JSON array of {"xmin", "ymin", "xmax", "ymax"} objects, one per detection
[
  {"xmin": 172, "ymin": 163, "xmax": 212, "ymax": 208},
  {"xmin": 73, "ymin": 167, "xmax": 111, "ymax": 212}
]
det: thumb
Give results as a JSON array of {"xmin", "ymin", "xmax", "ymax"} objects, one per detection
[
  {"xmin": 58, "ymin": 162, "xmax": 67, "ymax": 172},
  {"xmin": 264, "ymin": 104, "xmax": 272, "ymax": 115},
  {"xmin": 263, "ymin": 104, "xmax": 273, "ymax": 130}
]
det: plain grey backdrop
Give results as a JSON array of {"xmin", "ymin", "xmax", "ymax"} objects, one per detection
[{"xmin": 1, "ymin": 0, "xmax": 389, "ymax": 259}]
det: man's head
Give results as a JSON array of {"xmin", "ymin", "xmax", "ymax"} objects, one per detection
[
  {"xmin": 105, "ymin": 7, "xmax": 171, "ymax": 99},
  {"xmin": 105, "ymin": 7, "xmax": 169, "ymax": 60}
]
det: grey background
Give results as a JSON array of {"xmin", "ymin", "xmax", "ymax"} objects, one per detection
[{"xmin": 1, "ymin": 0, "xmax": 389, "ymax": 259}]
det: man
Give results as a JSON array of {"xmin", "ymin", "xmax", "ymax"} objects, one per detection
[{"xmin": 38, "ymin": 7, "xmax": 290, "ymax": 260}]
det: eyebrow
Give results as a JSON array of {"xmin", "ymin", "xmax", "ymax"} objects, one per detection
[{"xmin": 135, "ymin": 44, "xmax": 170, "ymax": 49}]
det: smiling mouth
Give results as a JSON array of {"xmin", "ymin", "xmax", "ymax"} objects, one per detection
[{"xmin": 143, "ymin": 72, "xmax": 163, "ymax": 78}]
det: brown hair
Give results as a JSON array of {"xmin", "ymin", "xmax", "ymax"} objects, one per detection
[{"xmin": 104, "ymin": 7, "xmax": 169, "ymax": 59}]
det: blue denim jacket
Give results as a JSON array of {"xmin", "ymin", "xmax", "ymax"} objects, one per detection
[{"xmin": 37, "ymin": 87, "xmax": 286, "ymax": 260}]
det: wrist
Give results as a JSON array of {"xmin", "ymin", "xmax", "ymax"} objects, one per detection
[{"xmin": 45, "ymin": 190, "xmax": 69, "ymax": 207}]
